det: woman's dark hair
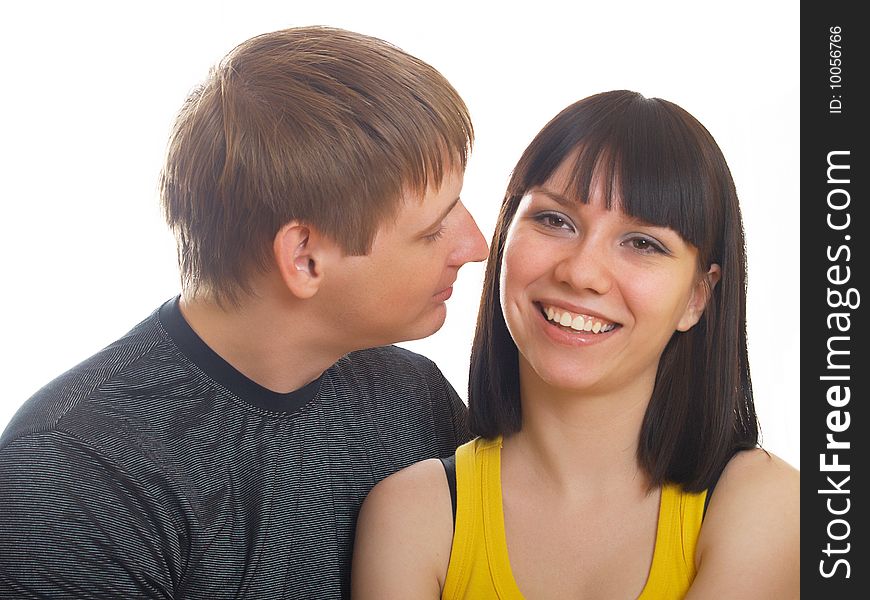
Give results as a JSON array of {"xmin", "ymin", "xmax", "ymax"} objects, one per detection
[{"xmin": 469, "ymin": 90, "xmax": 758, "ymax": 491}]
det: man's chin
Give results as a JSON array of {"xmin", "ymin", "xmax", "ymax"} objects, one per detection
[{"xmin": 394, "ymin": 307, "xmax": 448, "ymax": 345}]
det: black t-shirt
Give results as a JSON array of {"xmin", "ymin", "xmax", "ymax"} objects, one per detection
[{"xmin": 0, "ymin": 298, "xmax": 471, "ymax": 599}]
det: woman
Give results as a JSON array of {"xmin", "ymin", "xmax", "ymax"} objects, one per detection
[{"xmin": 351, "ymin": 90, "xmax": 799, "ymax": 599}]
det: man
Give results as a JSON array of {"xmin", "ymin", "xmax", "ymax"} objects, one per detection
[{"xmin": 0, "ymin": 26, "xmax": 487, "ymax": 599}]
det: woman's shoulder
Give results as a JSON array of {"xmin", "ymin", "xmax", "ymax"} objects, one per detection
[
  {"xmin": 365, "ymin": 457, "xmax": 454, "ymax": 512},
  {"xmin": 708, "ymin": 447, "xmax": 798, "ymax": 496},
  {"xmin": 688, "ymin": 449, "xmax": 799, "ymax": 598},
  {"xmin": 703, "ymin": 447, "xmax": 799, "ymax": 535},
  {"xmin": 351, "ymin": 457, "xmax": 456, "ymax": 599},
  {"xmin": 705, "ymin": 448, "xmax": 799, "ymax": 520},
  {"xmin": 362, "ymin": 436, "xmax": 485, "ymax": 516},
  {"xmin": 724, "ymin": 446, "xmax": 798, "ymax": 476}
]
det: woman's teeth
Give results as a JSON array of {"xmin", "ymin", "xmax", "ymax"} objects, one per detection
[{"xmin": 543, "ymin": 305, "xmax": 617, "ymax": 334}]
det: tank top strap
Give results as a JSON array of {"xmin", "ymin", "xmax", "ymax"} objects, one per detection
[
  {"xmin": 442, "ymin": 437, "xmax": 525, "ymax": 599},
  {"xmin": 638, "ymin": 484, "xmax": 707, "ymax": 598}
]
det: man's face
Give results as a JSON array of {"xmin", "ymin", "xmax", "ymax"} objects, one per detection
[{"xmin": 321, "ymin": 166, "xmax": 488, "ymax": 350}]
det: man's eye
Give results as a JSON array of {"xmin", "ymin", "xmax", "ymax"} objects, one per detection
[{"xmin": 424, "ymin": 225, "xmax": 446, "ymax": 242}]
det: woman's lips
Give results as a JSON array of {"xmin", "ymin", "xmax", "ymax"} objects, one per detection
[{"xmin": 534, "ymin": 301, "xmax": 622, "ymax": 345}]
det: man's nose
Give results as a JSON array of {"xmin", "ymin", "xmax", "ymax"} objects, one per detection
[{"xmin": 451, "ymin": 202, "xmax": 489, "ymax": 266}]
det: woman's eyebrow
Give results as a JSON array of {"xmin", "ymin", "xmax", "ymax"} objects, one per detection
[
  {"xmin": 530, "ymin": 187, "xmax": 574, "ymax": 207},
  {"xmin": 531, "ymin": 188, "xmax": 676, "ymax": 232}
]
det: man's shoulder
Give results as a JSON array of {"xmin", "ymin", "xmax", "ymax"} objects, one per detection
[
  {"xmin": 343, "ymin": 344, "xmax": 439, "ymax": 372},
  {"xmin": 335, "ymin": 345, "xmax": 446, "ymax": 389},
  {"xmin": 1, "ymin": 304, "xmax": 177, "ymax": 449},
  {"xmin": 331, "ymin": 345, "xmax": 469, "ymax": 459},
  {"xmin": 328, "ymin": 345, "xmax": 454, "ymax": 406}
]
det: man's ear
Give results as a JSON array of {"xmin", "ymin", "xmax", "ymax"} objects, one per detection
[
  {"xmin": 676, "ymin": 263, "xmax": 721, "ymax": 332},
  {"xmin": 273, "ymin": 221, "xmax": 332, "ymax": 299}
]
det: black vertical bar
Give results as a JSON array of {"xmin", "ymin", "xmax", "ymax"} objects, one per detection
[{"xmin": 802, "ymin": 2, "xmax": 867, "ymax": 597}]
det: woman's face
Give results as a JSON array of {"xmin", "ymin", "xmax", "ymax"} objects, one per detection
[{"xmin": 499, "ymin": 160, "xmax": 716, "ymax": 398}]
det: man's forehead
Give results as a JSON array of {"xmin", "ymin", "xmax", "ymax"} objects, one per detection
[
  {"xmin": 402, "ymin": 167, "xmax": 463, "ymax": 213},
  {"xmin": 372, "ymin": 168, "xmax": 463, "ymax": 238}
]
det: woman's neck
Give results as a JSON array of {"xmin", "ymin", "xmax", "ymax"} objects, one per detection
[{"xmin": 502, "ymin": 359, "xmax": 657, "ymax": 498}]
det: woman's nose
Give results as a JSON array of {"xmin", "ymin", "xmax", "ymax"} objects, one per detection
[{"xmin": 552, "ymin": 238, "xmax": 613, "ymax": 295}]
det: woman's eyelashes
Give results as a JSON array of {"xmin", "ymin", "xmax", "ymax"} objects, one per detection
[
  {"xmin": 622, "ymin": 235, "xmax": 669, "ymax": 255},
  {"xmin": 533, "ymin": 211, "xmax": 575, "ymax": 232},
  {"xmin": 532, "ymin": 210, "xmax": 673, "ymax": 256}
]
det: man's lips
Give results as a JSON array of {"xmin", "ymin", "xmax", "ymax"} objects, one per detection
[{"xmin": 433, "ymin": 285, "xmax": 454, "ymax": 302}]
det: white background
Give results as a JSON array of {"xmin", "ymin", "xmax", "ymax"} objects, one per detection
[{"xmin": 0, "ymin": 0, "xmax": 799, "ymax": 469}]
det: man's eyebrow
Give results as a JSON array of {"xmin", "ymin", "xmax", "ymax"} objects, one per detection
[{"xmin": 418, "ymin": 197, "xmax": 460, "ymax": 235}]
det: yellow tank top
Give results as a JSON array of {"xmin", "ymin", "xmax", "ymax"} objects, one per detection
[{"xmin": 441, "ymin": 437, "xmax": 707, "ymax": 599}]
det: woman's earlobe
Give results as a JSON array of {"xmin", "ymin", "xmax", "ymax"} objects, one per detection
[{"xmin": 706, "ymin": 263, "xmax": 722, "ymax": 292}]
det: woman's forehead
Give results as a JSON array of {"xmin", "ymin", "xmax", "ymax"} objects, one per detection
[{"xmin": 533, "ymin": 155, "xmax": 626, "ymax": 211}]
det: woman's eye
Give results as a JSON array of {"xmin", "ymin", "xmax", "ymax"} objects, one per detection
[
  {"xmin": 535, "ymin": 212, "xmax": 574, "ymax": 231},
  {"xmin": 626, "ymin": 236, "xmax": 666, "ymax": 254}
]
